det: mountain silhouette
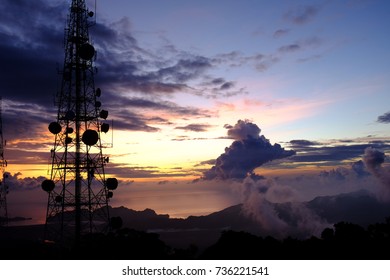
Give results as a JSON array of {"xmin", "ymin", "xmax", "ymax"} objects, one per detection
[
  {"xmin": 110, "ymin": 189, "xmax": 390, "ymax": 234},
  {"xmin": 305, "ymin": 189, "xmax": 390, "ymax": 225},
  {"xmin": 109, "ymin": 204, "xmax": 257, "ymax": 232}
]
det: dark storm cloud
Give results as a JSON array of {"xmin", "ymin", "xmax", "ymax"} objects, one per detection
[
  {"xmin": 287, "ymin": 140, "xmax": 390, "ymax": 165},
  {"xmin": 0, "ymin": 0, "xmax": 66, "ymax": 45},
  {"xmin": 202, "ymin": 120, "xmax": 295, "ymax": 180},
  {"xmin": 377, "ymin": 112, "xmax": 390, "ymax": 123},
  {"xmin": 110, "ymin": 98, "xmax": 214, "ymax": 132},
  {"xmin": 291, "ymin": 145, "xmax": 372, "ymax": 162},
  {"xmin": 99, "ymin": 94, "xmax": 214, "ymax": 132},
  {"xmin": 289, "ymin": 139, "xmax": 319, "ymax": 147},
  {"xmin": 175, "ymin": 123, "xmax": 213, "ymax": 132},
  {"xmin": 0, "ymin": 100, "xmax": 55, "ymax": 168},
  {"xmin": 284, "ymin": 5, "xmax": 320, "ymax": 24},
  {"xmin": 92, "ymin": 16, "xmax": 248, "ymax": 100},
  {"xmin": 0, "ymin": 0, "xmax": 223, "ymax": 135},
  {"xmin": 96, "ymin": 89, "xmax": 215, "ymax": 132},
  {"xmin": 94, "ymin": 42, "xmax": 193, "ymax": 96},
  {"xmin": 1, "ymin": 2, "xmax": 181, "ymax": 102},
  {"xmin": 0, "ymin": 0, "xmax": 74, "ymax": 148},
  {"xmin": 156, "ymin": 56, "xmax": 212, "ymax": 83},
  {"xmin": 2, "ymin": 100, "xmax": 55, "ymax": 146},
  {"xmin": 92, "ymin": 17, "xmax": 216, "ymax": 97},
  {"xmin": 107, "ymin": 95, "xmax": 213, "ymax": 118},
  {"xmin": 0, "ymin": 0, "xmax": 65, "ymax": 106}
]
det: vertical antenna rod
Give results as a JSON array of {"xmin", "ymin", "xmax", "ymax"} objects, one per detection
[
  {"xmin": 0, "ymin": 97, "xmax": 8, "ymax": 227},
  {"xmin": 42, "ymin": 0, "xmax": 118, "ymax": 246}
]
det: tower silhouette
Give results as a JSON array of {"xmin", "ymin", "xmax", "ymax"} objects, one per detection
[
  {"xmin": 42, "ymin": 0, "xmax": 118, "ymax": 244},
  {"xmin": 0, "ymin": 97, "xmax": 8, "ymax": 227}
]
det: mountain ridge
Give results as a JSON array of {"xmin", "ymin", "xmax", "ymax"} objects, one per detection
[{"xmin": 110, "ymin": 189, "xmax": 390, "ymax": 234}]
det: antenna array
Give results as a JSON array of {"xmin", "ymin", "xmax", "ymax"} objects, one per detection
[{"xmin": 42, "ymin": 0, "xmax": 118, "ymax": 245}]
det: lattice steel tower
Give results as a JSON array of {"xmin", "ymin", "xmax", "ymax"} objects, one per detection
[
  {"xmin": 42, "ymin": 0, "xmax": 118, "ymax": 244},
  {"xmin": 0, "ymin": 97, "xmax": 8, "ymax": 227}
]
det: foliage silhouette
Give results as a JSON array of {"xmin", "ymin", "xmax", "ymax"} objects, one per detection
[{"xmin": 200, "ymin": 218, "xmax": 390, "ymax": 259}]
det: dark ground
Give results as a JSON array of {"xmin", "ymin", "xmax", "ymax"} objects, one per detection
[{"xmin": 1, "ymin": 219, "xmax": 390, "ymax": 260}]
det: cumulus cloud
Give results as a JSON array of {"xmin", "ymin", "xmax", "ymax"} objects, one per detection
[
  {"xmin": 351, "ymin": 160, "xmax": 370, "ymax": 177},
  {"xmin": 363, "ymin": 147, "xmax": 385, "ymax": 170},
  {"xmin": 363, "ymin": 147, "xmax": 390, "ymax": 200},
  {"xmin": 3, "ymin": 172, "xmax": 45, "ymax": 191},
  {"xmin": 225, "ymin": 119, "xmax": 261, "ymax": 140},
  {"xmin": 202, "ymin": 120, "xmax": 295, "ymax": 180}
]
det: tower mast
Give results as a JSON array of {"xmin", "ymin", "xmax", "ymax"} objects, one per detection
[
  {"xmin": 0, "ymin": 97, "xmax": 8, "ymax": 227},
  {"xmin": 42, "ymin": 0, "xmax": 118, "ymax": 245}
]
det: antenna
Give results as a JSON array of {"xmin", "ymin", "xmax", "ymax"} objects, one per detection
[
  {"xmin": 0, "ymin": 97, "xmax": 8, "ymax": 227},
  {"xmin": 42, "ymin": 0, "xmax": 119, "ymax": 246}
]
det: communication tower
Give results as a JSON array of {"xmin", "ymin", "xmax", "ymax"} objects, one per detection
[
  {"xmin": 42, "ymin": 0, "xmax": 118, "ymax": 244},
  {"xmin": 0, "ymin": 97, "xmax": 8, "ymax": 227}
]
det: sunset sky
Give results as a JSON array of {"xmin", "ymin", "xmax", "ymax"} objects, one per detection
[{"xmin": 1, "ymin": 0, "xmax": 390, "ymax": 226}]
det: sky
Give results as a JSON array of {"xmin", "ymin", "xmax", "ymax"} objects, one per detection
[{"xmin": 1, "ymin": 0, "xmax": 390, "ymax": 234}]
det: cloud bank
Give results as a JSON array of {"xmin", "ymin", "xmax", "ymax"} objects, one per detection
[{"xmin": 198, "ymin": 120, "xmax": 390, "ymax": 238}]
